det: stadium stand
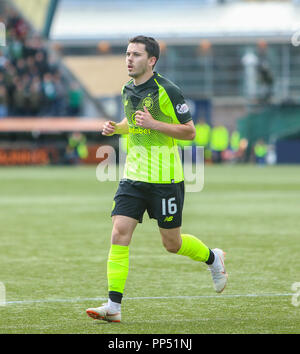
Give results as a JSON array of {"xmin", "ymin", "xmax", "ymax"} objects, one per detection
[
  {"xmin": 50, "ymin": 1, "xmax": 300, "ymax": 119},
  {"xmin": 0, "ymin": 0, "xmax": 108, "ymax": 165},
  {"xmin": 0, "ymin": 4, "xmax": 70, "ymax": 117},
  {"xmin": 0, "ymin": 0, "xmax": 105, "ymax": 119},
  {"xmin": 1, "ymin": 0, "xmax": 300, "ymax": 165}
]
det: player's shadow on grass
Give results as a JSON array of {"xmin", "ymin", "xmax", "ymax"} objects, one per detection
[{"xmin": 92, "ymin": 321, "xmax": 124, "ymax": 326}]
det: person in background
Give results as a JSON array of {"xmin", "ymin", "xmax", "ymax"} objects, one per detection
[
  {"xmin": 53, "ymin": 72, "xmax": 67, "ymax": 116},
  {"xmin": 227, "ymin": 130, "xmax": 241, "ymax": 162},
  {"xmin": 194, "ymin": 118, "xmax": 212, "ymax": 161},
  {"xmin": 42, "ymin": 72, "xmax": 57, "ymax": 116},
  {"xmin": 254, "ymin": 139, "xmax": 267, "ymax": 165},
  {"xmin": 12, "ymin": 78, "xmax": 27, "ymax": 116},
  {"xmin": 28, "ymin": 76, "xmax": 43, "ymax": 116},
  {"xmin": 65, "ymin": 132, "xmax": 88, "ymax": 164},
  {"xmin": 230, "ymin": 130, "xmax": 240, "ymax": 153},
  {"xmin": 210, "ymin": 125, "xmax": 229, "ymax": 163},
  {"xmin": 0, "ymin": 49, "xmax": 8, "ymax": 69},
  {"xmin": 0, "ymin": 85, "xmax": 8, "ymax": 118},
  {"xmin": 68, "ymin": 82, "xmax": 83, "ymax": 116}
]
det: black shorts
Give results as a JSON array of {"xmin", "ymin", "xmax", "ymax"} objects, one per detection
[{"xmin": 111, "ymin": 178, "xmax": 185, "ymax": 229}]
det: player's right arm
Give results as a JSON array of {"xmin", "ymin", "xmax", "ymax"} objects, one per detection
[{"xmin": 102, "ymin": 117, "xmax": 129, "ymax": 136}]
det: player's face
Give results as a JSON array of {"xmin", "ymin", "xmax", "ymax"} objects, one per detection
[{"xmin": 126, "ymin": 42, "xmax": 155, "ymax": 78}]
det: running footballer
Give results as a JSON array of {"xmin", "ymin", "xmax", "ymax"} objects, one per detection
[{"xmin": 86, "ymin": 36, "xmax": 228, "ymax": 322}]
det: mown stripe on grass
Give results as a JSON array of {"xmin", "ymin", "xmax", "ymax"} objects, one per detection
[{"xmin": 4, "ymin": 293, "xmax": 293, "ymax": 305}]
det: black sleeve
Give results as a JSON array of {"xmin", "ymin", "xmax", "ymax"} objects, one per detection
[{"xmin": 164, "ymin": 83, "xmax": 192, "ymax": 124}]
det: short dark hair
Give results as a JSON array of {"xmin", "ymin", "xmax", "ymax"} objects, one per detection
[{"xmin": 128, "ymin": 35, "xmax": 160, "ymax": 68}]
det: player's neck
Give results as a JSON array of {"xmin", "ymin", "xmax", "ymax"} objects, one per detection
[{"xmin": 133, "ymin": 70, "xmax": 154, "ymax": 86}]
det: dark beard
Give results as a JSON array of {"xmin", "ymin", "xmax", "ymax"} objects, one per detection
[{"xmin": 128, "ymin": 67, "xmax": 146, "ymax": 78}]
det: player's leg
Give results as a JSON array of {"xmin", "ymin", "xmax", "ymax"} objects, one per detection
[
  {"xmin": 159, "ymin": 226, "xmax": 182, "ymax": 253},
  {"xmin": 86, "ymin": 179, "xmax": 146, "ymax": 322},
  {"xmin": 159, "ymin": 227, "xmax": 228, "ymax": 293},
  {"xmin": 86, "ymin": 215, "xmax": 138, "ymax": 322},
  {"xmin": 152, "ymin": 181, "xmax": 227, "ymax": 293},
  {"xmin": 159, "ymin": 226, "xmax": 213, "ymax": 262},
  {"xmin": 151, "ymin": 181, "xmax": 213, "ymax": 262},
  {"xmin": 108, "ymin": 215, "xmax": 138, "ymax": 304}
]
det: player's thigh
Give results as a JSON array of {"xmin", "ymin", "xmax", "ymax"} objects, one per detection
[
  {"xmin": 111, "ymin": 215, "xmax": 138, "ymax": 246},
  {"xmin": 111, "ymin": 179, "xmax": 147, "ymax": 223},
  {"xmin": 159, "ymin": 226, "xmax": 182, "ymax": 253},
  {"xmin": 148, "ymin": 181, "xmax": 185, "ymax": 229}
]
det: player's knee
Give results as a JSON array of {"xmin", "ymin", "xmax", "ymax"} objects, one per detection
[
  {"xmin": 111, "ymin": 225, "xmax": 131, "ymax": 245},
  {"xmin": 162, "ymin": 240, "xmax": 180, "ymax": 253}
]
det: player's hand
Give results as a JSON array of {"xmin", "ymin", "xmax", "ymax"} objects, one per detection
[
  {"xmin": 135, "ymin": 107, "xmax": 157, "ymax": 130},
  {"xmin": 102, "ymin": 121, "xmax": 116, "ymax": 136}
]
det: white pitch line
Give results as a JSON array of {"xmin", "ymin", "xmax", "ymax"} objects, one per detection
[{"xmin": 3, "ymin": 293, "xmax": 293, "ymax": 306}]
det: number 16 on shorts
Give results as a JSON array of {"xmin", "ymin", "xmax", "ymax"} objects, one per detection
[{"xmin": 161, "ymin": 197, "xmax": 177, "ymax": 216}]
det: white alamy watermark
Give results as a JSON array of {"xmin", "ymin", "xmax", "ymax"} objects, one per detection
[
  {"xmin": 0, "ymin": 282, "xmax": 6, "ymax": 306},
  {"xmin": 291, "ymin": 29, "xmax": 300, "ymax": 47},
  {"xmin": 0, "ymin": 22, "xmax": 6, "ymax": 46},
  {"xmin": 291, "ymin": 282, "xmax": 300, "ymax": 307},
  {"xmin": 96, "ymin": 138, "xmax": 204, "ymax": 192}
]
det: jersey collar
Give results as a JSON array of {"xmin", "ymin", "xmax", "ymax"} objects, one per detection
[{"xmin": 132, "ymin": 72, "xmax": 158, "ymax": 90}]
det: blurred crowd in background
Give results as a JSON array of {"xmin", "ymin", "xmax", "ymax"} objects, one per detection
[
  {"xmin": 0, "ymin": 6, "xmax": 83, "ymax": 118},
  {"xmin": 177, "ymin": 120, "xmax": 254, "ymax": 164},
  {"xmin": 0, "ymin": 1, "xmax": 289, "ymax": 166}
]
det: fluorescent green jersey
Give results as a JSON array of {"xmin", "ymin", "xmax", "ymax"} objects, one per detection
[{"xmin": 122, "ymin": 72, "xmax": 192, "ymax": 184}]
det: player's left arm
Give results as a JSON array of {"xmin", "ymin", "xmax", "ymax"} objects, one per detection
[{"xmin": 135, "ymin": 107, "xmax": 196, "ymax": 140}]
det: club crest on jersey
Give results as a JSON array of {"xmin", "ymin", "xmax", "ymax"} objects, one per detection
[
  {"xmin": 142, "ymin": 96, "xmax": 153, "ymax": 109},
  {"xmin": 176, "ymin": 103, "xmax": 189, "ymax": 114}
]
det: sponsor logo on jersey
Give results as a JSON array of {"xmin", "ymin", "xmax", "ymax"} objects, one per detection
[
  {"xmin": 176, "ymin": 103, "xmax": 189, "ymax": 114},
  {"xmin": 129, "ymin": 112, "xmax": 151, "ymax": 134},
  {"xmin": 128, "ymin": 126, "xmax": 151, "ymax": 135}
]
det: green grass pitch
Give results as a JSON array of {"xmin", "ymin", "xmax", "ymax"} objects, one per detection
[{"xmin": 0, "ymin": 165, "xmax": 299, "ymax": 334}]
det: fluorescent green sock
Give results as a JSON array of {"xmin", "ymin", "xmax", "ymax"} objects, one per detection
[
  {"xmin": 107, "ymin": 244, "xmax": 129, "ymax": 296},
  {"xmin": 177, "ymin": 234, "xmax": 210, "ymax": 262}
]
